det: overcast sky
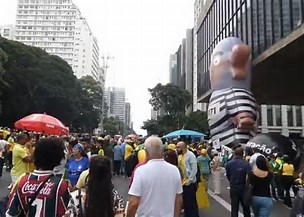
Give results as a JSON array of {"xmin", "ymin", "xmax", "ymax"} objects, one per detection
[{"xmin": 0, "ymin": 0, "xmax": 195, "ymax": 135}]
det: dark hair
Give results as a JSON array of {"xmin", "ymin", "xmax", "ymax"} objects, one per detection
[
  {"xmin": 234, "ymin": 147, "xmax": 244, "ymax": 157},
  {"xmin": 245, "ymin": 146, "xmax": 254, "ymax": 156},
  {"xmin": 85, "ymin": 156, "xmax": 114, "ymax": 217},
  {"xmin": 164, "ymin": 150, "xmax": 178, "ymax": 166},
  {"xmin": 256, "ymin": 155, "xmax": 269, "ymax": 171},
  {"xmin": 16, "ymin": 133, "xmax": 28, "ymax": 142},
  {"xmin": 34, "ymin": 138, "xmax": 65, "ymax": 170}
]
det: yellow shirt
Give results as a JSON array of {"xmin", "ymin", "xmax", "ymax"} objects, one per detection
[
  {"xmin": 11, "ymin": 144, "xmax": 29, "ymax": 177},
  {"xmin": 137, "ymin": 149, "xmax": 146, "ymax": 163},
  {"xmin": 178, "ymin": 154, "xmax": 187, "ymax": 185},
  {"xmin": 124, "ymin": 144, "xmax": 133, "ymax": 160},
  {"xmin": 25, "ymin": 145, "xmax": 35, "ymax": 172},
  {"xmin": 7, "ymin": 137, "xmax": 15, "ymax": 152},
  {"xmin": 98, "ymin": 149, "xmax": 104, "ymax": 156},
  {"xmin": 282, "ymin": 163, "xmax": 294, "ymax": 176},
  {"xmin": 76, "ymin": 169, "xmax": 89, "ymax": 189}
]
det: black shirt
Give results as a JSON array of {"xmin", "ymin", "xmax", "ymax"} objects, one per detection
[
  {"xmin": 226, "ymin": 158, "xmax": 251, "ymax": 191},
  {"xmin": 249, "ymin": 171, "xmax": 273, "ymax": 197}
]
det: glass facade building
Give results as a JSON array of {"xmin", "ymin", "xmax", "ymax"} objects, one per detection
[{"xmin": 197, "ymin": 0, "xmax": 304, "ymax": 99}]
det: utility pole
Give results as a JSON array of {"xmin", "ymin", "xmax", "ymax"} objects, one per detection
[{"xmin": 99, "ymin": 54, "xmax": 114, "ymax": 133}]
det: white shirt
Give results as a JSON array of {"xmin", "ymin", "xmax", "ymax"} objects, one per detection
[
  {"xmin": 249, "ymin": 153, "xmax": 263, "ymax": 169},
  {"xmin": 129, "ymin": 159, "xmax": 183, "ymax": 217},
  {"xmin": 0, "ymin": 140, "xmax": 9, "ymax": 158}
]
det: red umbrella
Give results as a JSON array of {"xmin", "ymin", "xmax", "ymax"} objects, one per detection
[{"xmin": 15, "ymin": 113, "xmax": 69, "ymax": 136}]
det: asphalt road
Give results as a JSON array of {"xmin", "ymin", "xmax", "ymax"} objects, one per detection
[{"xmin": 0, "ymin": 168, "xmax": 291, "ymax": 217}]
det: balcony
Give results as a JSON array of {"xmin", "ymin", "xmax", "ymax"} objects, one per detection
[{"xmin": 197, "ymin": 0, "xmax": 304, "ymax": 104}]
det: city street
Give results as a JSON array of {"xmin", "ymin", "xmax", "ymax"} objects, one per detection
[{"xmin": 0, "ymin": 168, "xmax": 291, "ymax": 217}]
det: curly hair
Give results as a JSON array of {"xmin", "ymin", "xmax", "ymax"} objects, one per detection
[
  {"xmin": 34, "ymin": 138, "xmax": 65, "ymax": 170},
  {"xmin": 85, "ymin": 156, "xmax": 114, "ymax": 217}
]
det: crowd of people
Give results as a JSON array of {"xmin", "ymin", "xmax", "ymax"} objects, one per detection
[{"xmin": 0, "ymin": 128, "xmax": 302, "ymax": 217}]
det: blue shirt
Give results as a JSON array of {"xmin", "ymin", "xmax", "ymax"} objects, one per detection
[
  {"xmin": 114, "ymin": 145, "xmax": 122, "ymax": 161},
  {"xmin": 121, "ymin": 143, "xmax": 126, "ymax": 156},
  {"xmin": 225, "ymin": 157, "xmax": 251, "ymax": 190},
  {"xmin": 67, "ymin": 157, "xmax": 89, "ymax": 187}
]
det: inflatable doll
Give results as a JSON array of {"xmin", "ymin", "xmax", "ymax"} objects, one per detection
[{"xmin": 207, "ymin": 37, "xmax": 257, "ymax": 150}]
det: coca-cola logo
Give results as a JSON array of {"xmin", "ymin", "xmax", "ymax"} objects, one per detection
[{"xmin": 21, "ymin": 181, "xmax": 54, "ymax": 196}]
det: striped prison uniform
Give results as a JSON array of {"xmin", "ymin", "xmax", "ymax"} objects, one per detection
[{"xmin": 208, "ymin": 88, "xmax": 257, "ymax": 149}]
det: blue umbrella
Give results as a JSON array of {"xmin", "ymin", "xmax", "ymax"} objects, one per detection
[{"xmin": 163, "ymin": 129, "xmax": 206, "ymax": 139}]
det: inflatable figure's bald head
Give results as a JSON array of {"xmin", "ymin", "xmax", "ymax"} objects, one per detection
[{"xmin": 210, "ymin": 37, "xmax": 251, "ymax": 91}]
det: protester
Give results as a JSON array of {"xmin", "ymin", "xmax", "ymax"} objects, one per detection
[
  {"xmin": 127, "ymin": 136, "xmax": 183, "ymax": 217},
  {"xmin": 210, "ymin": 149, "xmax": 221, "ymax": 195},
  {"xmin": 6, "ymin": 138, "xmax": 75, "ymax": 217},
  {"xmin": 73, "ymin": 156, "xmax": 124, "ymax": 217},
  {"xmin": 0, "ymin": 133, "xmax": 8, "ymax": 178},
  {"xmin": 113, "ymin": 141, "xmax": 122, "ymax": 176},
  {"xmin": 197, "ymin": 148, "xmax": 211, "ymax": 191},
  {"xmin": 281, "ymin": 155, "xmax": 294, "ymax": 208},
  {"xmin": 249, "ymin": 155, "xmax": 273, "ymax": 217},
  {"xmin": 10, "ymin": 133, "xmax": 32, "ymax": 186},
  {"xmin": 67, "ymin": 143, "xmax": 89, "ymax": 187},
  {"xmin": 176, "ymin": 141, "xmax": 199, "ymax": 217},
  {"xmin": 226, "ymin": 147, "xmax": 251, "ymax": 217}
]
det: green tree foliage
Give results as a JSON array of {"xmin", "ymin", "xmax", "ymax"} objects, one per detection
[
  {"xmin": 78, "ymin": 75, "xmax": 103, "ymax": 111},
  {"xmin": 0, "ymin": 47, "xmax": 7, "ymax": 85},
  {"xmin": 0, "ymin": 37, "xmax": 102, "ymax": 132},
  {"xmin": 184, "ymin": 110, "xmax": 208, "ymax": 133},
  {"xmin": 72, "ymin": 76, "xmax": 103, "ymax": 132},
  {"xmin": 103, "ymin": 116, "xmax": 124, "ymax": 136},
  {"xmin": 148, "ymin": 83, "xmax": 191, "ymax": 118},
  {"xmin": 143, "ymin": 83, "xmax": 208, "ymax": 136}
]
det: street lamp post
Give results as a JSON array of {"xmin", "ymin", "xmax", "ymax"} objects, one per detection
[{"xmin": 100, "ymin": 54, "xmax": 114, "ymax": 133}]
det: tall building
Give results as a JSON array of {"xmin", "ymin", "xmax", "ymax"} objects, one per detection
[
  {"xmin": 104, "ymin": 87, "xmax": 126, "ymax": 124},
  {"xmin": 15, "ymin": 0, "xmax": 77, "ymax": 66},
  {"xmin": 169, "ymin": 54, "xmax": 178, "ymax": 86},
  {"xmin": 73, "ymin": 8, "xmax": 99, "ymax": 79},
  {"xmin": 125, "ymin": 102, "xmax": 131, "ymax": 129},
  {"xmin": 171, "ymin": 29, "xmax": 194, "ymax": 113},
  {"xmin": 0, "ymin": 25, "xmax": 15, "ymax": 40},
  {"xmin": 14, "ymin": 0, "xmax": 101, "ymax": 81},
  {"xmin": 150, "ymin": 108, "xmax": 166, "ymax": 120},
  {"xmin": 193, "ymin": 0, "xmax": 206, "ymax": 112},
  {"xmin": 185, "ymin": 28, "xmax": 193, "ymax": 113}
]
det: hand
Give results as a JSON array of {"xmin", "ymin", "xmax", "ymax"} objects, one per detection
[{"xmin": 233, "ymin": 112, "xmax": 255, "ymax": 130}]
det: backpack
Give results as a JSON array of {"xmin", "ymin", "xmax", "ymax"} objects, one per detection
[{"xmin": 198, "ymin": 157, "xmax": 211, "ymax": 175}]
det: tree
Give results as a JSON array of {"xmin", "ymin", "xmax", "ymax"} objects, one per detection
[
  {"xmin": 184, "ymin": 111, "xmax": 208, "ymax": 134},
  {"xmin": 0, "ymin": 37, "xmax": 100, "ymax": 132},
  {"xmin": 71, "ymin": 76, "xmax": 104, "ymax": 132},
  {"xmin": 0, "ymin": 46, "xmax": 8, "ymax": 113},
  {"xmin": 0, "ymin": 46, "xmax": 7, "ymax": 85},
  {"xmin": 148, "ymin": 83, "xmax": 191, "ymax": 116},
  {"xmin": 148, "ymin": 83, "xmax": 191, "ymax": 128},
  {"xmin": 103, "ymin": 116, "xmax": 124, "ymax": 136},
  {"xmin": 143, "ymin": 83, "xmax": 208, "ymax": 136},
  {"xmin": 142, "ymin": 119, "xmax": 162, "ymax": 136},
  {"xmin": 78, "ymin": 75, "xmax": 103, "ymax": 111}
]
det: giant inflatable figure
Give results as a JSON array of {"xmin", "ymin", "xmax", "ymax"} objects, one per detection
[
  {"xmin": 207, "ymin": 37, "xmax": 258, "ymax": 150},
  {"xmin": 207, "ymin": 37, "xmax": 303, "ymax": 172}
]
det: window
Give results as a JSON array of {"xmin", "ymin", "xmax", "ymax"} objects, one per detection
[
  {"xmin": 286, "ymin": 105, "xmax": 293, "ymax": 126},
  {"xmin": 274, "ymin": 105, "xmax": 282, "ymax": 126},
  {"xmin": 295, "ymin": 106, "xmax": 302, "ymax": 127},
  {"xmin": 267, "ymin": 105, "xmax": 273, "ymax": 126}
]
